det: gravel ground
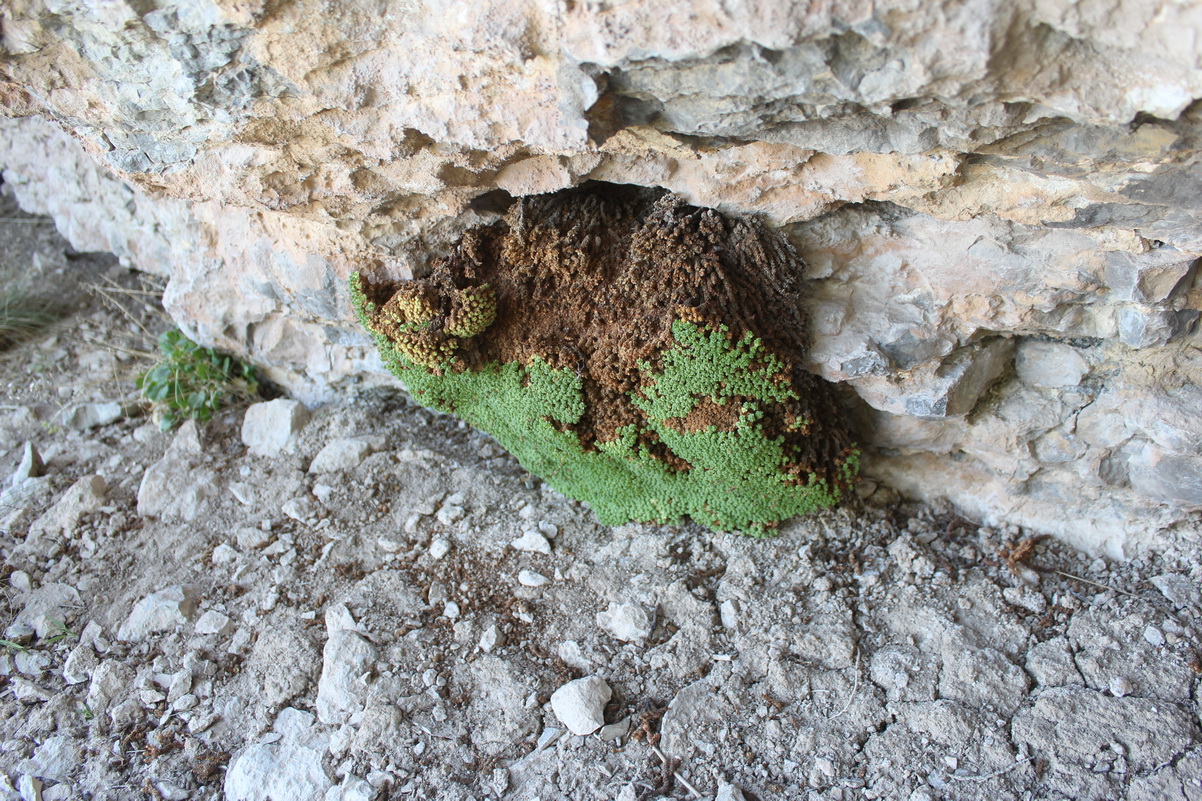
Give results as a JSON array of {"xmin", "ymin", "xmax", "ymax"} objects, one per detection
[{"xmin": 1, "ymin": 184, "xmax": 1200, "ymax": 801}]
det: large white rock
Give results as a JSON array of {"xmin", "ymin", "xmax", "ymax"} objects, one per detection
[
  {"xmin": 241, "ymin": 400, "xmax": 310, "ymax": 458},
  {"xmin": 224, "ymin": 708, "xmax": 332, "ymax": 801},
  {"xmin": 549, "ymin": 676, "xmax": 611, "ymax": 736}
]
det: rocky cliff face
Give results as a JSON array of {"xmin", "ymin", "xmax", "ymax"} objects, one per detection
[{"xmin": 2, "ymin": 0, "xmax": 1200, "ymax": 555}]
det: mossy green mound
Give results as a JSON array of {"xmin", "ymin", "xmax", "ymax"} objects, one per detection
[{"xmin": 351, "ymin": 188, "xmax": 857, "ymax": 534}]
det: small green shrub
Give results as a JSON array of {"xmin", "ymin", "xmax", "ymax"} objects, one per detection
[{"xmin": 138, "ymin": 328, "xmax": 259, "ymax": 430}]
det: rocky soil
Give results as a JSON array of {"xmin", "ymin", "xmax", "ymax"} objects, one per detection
[{"xmin": 2, "ymin": 194, "xmax": 1201, "ymax": 800}]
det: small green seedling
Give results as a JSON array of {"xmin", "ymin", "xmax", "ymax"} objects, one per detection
[
  {"xmin": 138, "ymin": 328, "xmax": 260, "ymax": 430},
  {"xmin": 44, "ymin": 618, "xmax": 76, "ymax": 645},
  {"xmin": 0, "ymin": 639, "xmax": 30, "ymax": 654}
]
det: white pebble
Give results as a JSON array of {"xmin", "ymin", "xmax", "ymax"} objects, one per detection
[
  {"xmin": 511, "ymin": 531, "xmax": 551, "ymax": 555},
  {"xmin": 1143, "ymin": 625, "xmax": 1165, "ymax": 647},
  {"xmin": 429, "ymin": 539, "xmax": 450, "ymax": 560},
  {"xmin": 550, "ymin": 676, "xmax": 611, "ymax": 736},
  {"xmin": 518, "ymin": 570, "xmax": 549, "ymax": 588},
  {"xmin": 1110, "ymin": 676, "xmax": 1134, "ymax": 697}
]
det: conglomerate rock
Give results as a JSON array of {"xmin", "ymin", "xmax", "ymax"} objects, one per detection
[{"xmin": 1, "ymin": 0, "xmax": 1201, "ymax": 553}]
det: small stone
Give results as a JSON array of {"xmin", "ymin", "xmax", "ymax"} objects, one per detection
[
  {"xmin": 212, "ymin": 543, "xmax": 239, "ymax": 564},
  {"xmin": 1110, "ymin": 676, "xmax": 1134, "ymax": 697},
  {"xmin": 195, "ymin": 610, "xmax": 233, "ymax": 636},
  {"xmin": 443, "ymin": 601, "xmax": 460, "ymax": 619},
  {"xmin": 1143, "ymin": 626, "xmax": 1165, "ymax": 647},
  {"xmin": 549, "ymin": 676, "xmax": 611, "ymax": 735},
  {"xmin": 535, "ymin": 727, "xmax": 564, "ymax": 751},
  {"xmin": 6, "ymin": 583, "xmax": 80, "ymax": 640},
  {"xmin": 510, "ymin": 530, "xmax": 552, "ymax": 555},
  {"xmin": 719, "ymin": 599, "xmax": 741, "ymax": 630},
  {"xmin": 11, "ymin": 442, "xmax": 44, "ymax": 487},
  {"xmin": 61, "ymin": 401, "xmax": 123, "ymax": 430},
  {"xmin": 1149, "ymin": 574, "xmax": 1200, "ymax": 609},
  {"xmin": 87, "ymin": 660, "xmax": 134, "ymax": 714},
  {"xmin": 188, "ymin": 711, "xmax": 220, "ymax": 734},
  {"xmin": 595, "ymin": 602, "xmax": 654, "ymax": 642},
  {"xmin": 241, "ymin": 399, "xmax": 310, "ymax": 457},
  {"xmin": 436, "ymin": 504, "xmax": 465, "ymax": 525},
  {"xmin": 518, "ymin": 570, "xmax": 549, "ymax": 587},
  {"xmin": 429, "ymin": 539, "xmax": 450, "ymax": 560},
  {"xmin": 172, "ymin": 693, "xmax": 199, "ymax": 712},
  {"xmin": 282, "ymin": 497, "xmax": 317, "ymax": 522},
  {"xmin": 1002, "ymin": 586, "xmax": 1048, "ymax": 614},
  {"xmin": 309, "ymin": 439, "xmax": 372, "ymax": 473},
  {"xmin": 18, "ymin": 735, "xmax": 78, "ymax": 782},
  {"xmin": 62, "ymin": 644, "xmax": 99, "ymax": 685},
  {"xmin": 10, "ymin": 571, "xmax": 32, "ymax": 593},
  {"xmin": 236, "ymin": 527, "xmax": 272, "ymax": 550},
  {"xmin": 117, "ymin": 585, "xmax": 200, "ymax": 641},
  {"xmin": 29, "ymin": 475, "xmax": 106, "ymax": 540},
  {"xmin": 598, "ymin": 717, "xmax": 631, "ymax": 743},
  {"xmin": 715, "ymin": 783, "xmax": 747, "ymax": 801},
  {"xmin": 479, "ymin": 624, "xmax": 504, "ymax": 653}
]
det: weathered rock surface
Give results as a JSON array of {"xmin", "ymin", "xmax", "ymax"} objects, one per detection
[{"xmin": 3, "ymin": 0, "xmax": 1202, "ymax": 552}]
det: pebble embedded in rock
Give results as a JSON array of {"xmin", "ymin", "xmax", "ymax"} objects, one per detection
[
  {"xmin": 1110, "ymin": 676, "xmax": 1134, "ymax": 697},
  {"xmin": 549, "ymin": 676, "xmax": 611, "ymax": 736},
  {"xmin": 595, "ymin": 602, "xmax": 654, "ymax": 642}
]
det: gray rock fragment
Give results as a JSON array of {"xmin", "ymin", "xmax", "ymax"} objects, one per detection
[
  {"xmin": 117, "ymin": 585, "xmax": 200, "ymax": 641},
  {"xmin": 241, "ymin": 399, "xmax": 309, "ymax": 457},
  {"xmin": 10, "ymin": 442, "xmax": 43, "ymax": 487},
  {"xmin": 308, "ymin": 438, "xmax": 372, "ymax": 473},
  {"xmin": 6, "ymin": 583, "xmax": 80, "ymax": 640},
  {"xmin": 315, "ymin": 605, "xmax": 377, "ymax": 725},
  {"xmin": 595, "ymin": 602, "xmax": 654, "ymax": 643},
  {"xmin": 60, "ymin": 401, "xmax": 123, "ymax": 430}
]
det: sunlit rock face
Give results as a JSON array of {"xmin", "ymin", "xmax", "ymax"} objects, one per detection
[{"xmin": 2, "ymin": 0, "xmax": 1200, "ymax": 555}]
